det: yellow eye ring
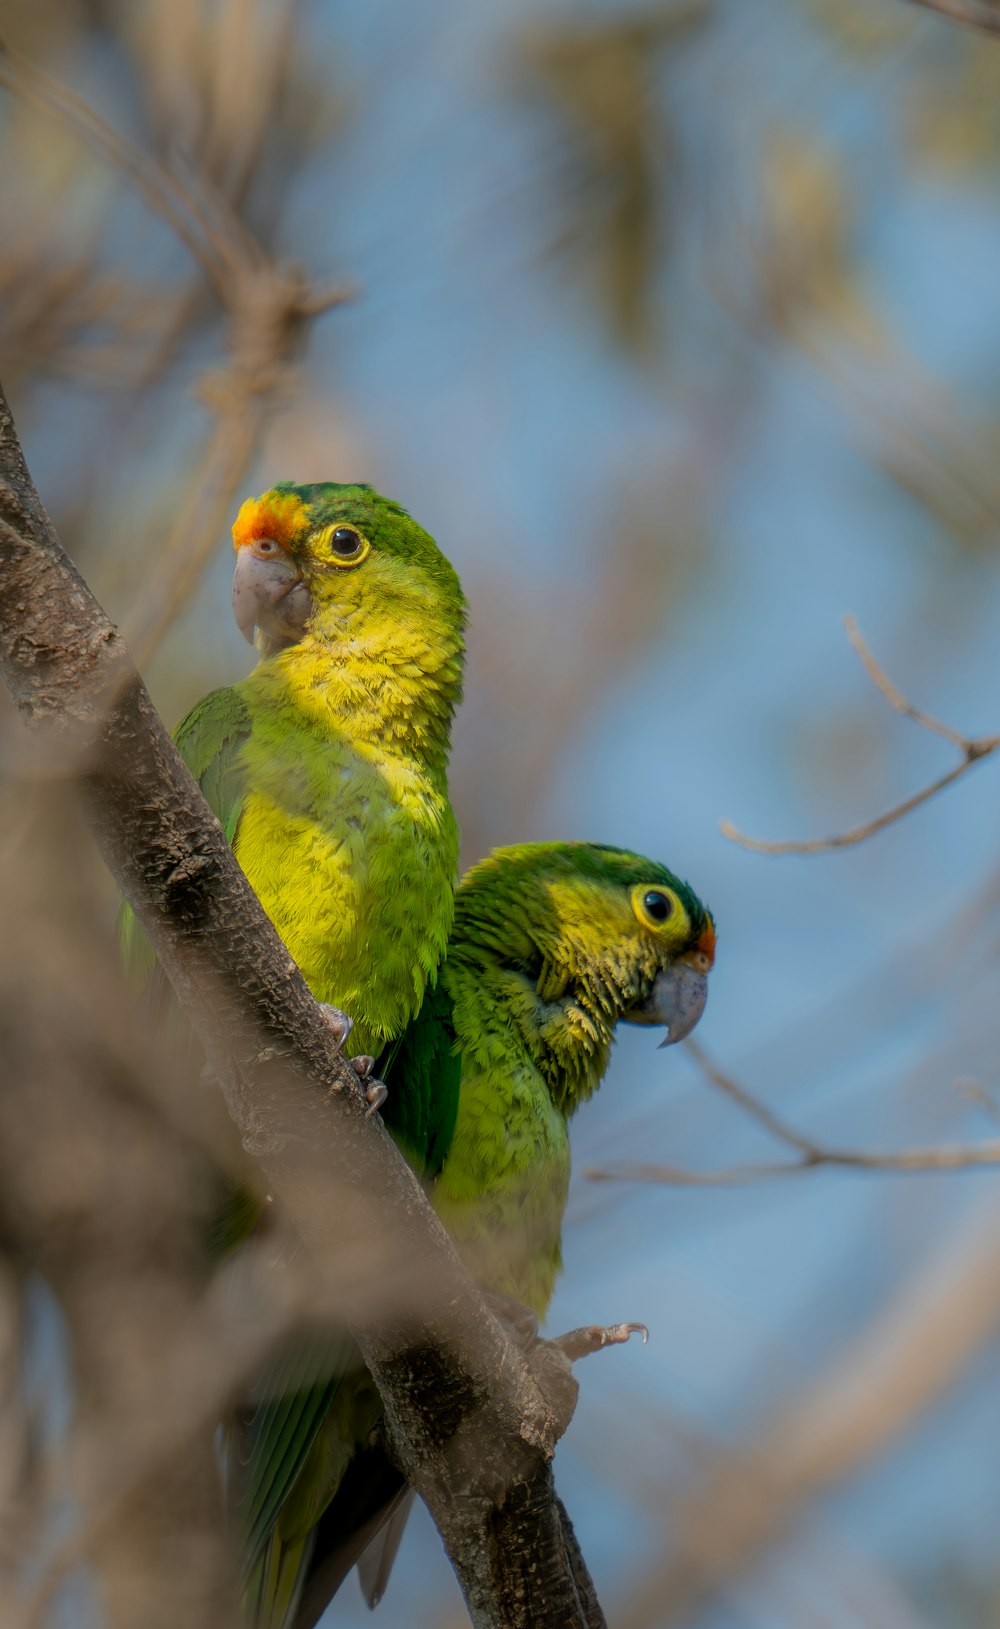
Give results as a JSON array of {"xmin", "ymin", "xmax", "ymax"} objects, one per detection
[
  {"xmin": 631, "ymin": 883, "xmax": 686, "ymax": 934},
  {"xmin": 315, "ymin": 524, "xmax": 371, "ymax": 568}
]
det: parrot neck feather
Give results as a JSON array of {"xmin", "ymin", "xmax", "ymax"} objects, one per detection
[
  {"xmin": 446, "ymin": 953, "xmax": 617, "ymax": 1122},
  {"xmin": 229, "ymin": 595, "xmax": 463, "ymax": 1052},
  {"xmin": 273, "ymin": 594, "xmax": 464, "ymax": 770},
  {"xmin": 436, "ymin": 957, "xmax": 616, "ymax": 1318}
]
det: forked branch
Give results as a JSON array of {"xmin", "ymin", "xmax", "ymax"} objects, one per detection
[
  {"xmin": 722, "ymin": 616, "xmax": 1000, "ymax": 857},
  {"xmin": 587, "ymin": 1039, "xmax": 1000, "ymax": 1187}
]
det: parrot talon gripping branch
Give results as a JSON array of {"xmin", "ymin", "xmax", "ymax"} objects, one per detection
[
  {"xmin": 317, "ymin": 1002, "xmax": 354, "ymax": 1051},
  {"xmin": 551, "ymin": 1322, "xmax": 650, "ymax": 1363},
  {"xmin": 349, "ymin": 1053, "xmax": 389, "ymax": 1116}
]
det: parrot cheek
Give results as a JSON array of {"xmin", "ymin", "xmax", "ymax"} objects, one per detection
[
  {"xmin": 623, "ymin": 962, "xmax": 709, "ymax": 1047},
  {"xmin": 232, "ymin": 549, "xmax": 312, "ymax": 646}
]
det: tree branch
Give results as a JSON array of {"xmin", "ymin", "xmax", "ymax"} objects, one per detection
[
  {"xmin": 0, "ymin": 48, "xmax": 354, "ymax": 668},
  {"xmin": 905, "ymin": 0, "xmax": 1000, "ymax": 36},
  {"xmin": 587, "ymin": 1039, "xmax": 1000, "ymax": 1187},
  {"xmin": 616, "ymin": 1190, "xmax": 1000, "ymax": 1626},
  {"xmin": 721, "ymin": 615, "xmax": 1000, "ymax": 856},
  {"xmin": 0, "ymin": 380, "xmax": 602, "ymax": 1629}
]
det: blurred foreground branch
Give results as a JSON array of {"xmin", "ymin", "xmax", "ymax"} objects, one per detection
[
  {"xmin": 588, "ymin": 1039, "xmax": 1000, "ymax": 1186},
  {"xmin": 906, "ymin": 0, "xmax": 1000, "ymax": 36},
  {"xmin": 0, "ymin": 380, "xmax": 602, "ymax": 1629},
  {"xmin": 0, "ymin": 45, "xmax": 353, "ymax": 668},
  {"xmin": 722, "ymin": 615, "xmax": 1000, "ymax": 856},
  {"xmin": 617, "ymin": 1187, "xmax": 1000, "ymax": 1626}
]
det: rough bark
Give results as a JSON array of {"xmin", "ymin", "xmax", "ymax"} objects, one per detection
[{"xmin": 0, "ymin": 380, "xmax": 605, "ymax": 1629}]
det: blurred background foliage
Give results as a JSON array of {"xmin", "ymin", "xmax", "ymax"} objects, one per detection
[{"xmin": 6, "ymin": 1, "xmax": 1000, "ymax": 1626}]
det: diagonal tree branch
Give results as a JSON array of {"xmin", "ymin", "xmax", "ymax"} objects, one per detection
[
  {"xmin": 905, "ymin": 0, "xmax": 1000, "ymax": 35},
  {"xmin": 616, "ymin": 1189, "xmax": 1000, "ymax": 1627},
  {"xmin": 0, "ymin": 379, "xmax": 602, "ymax": 1629},
  {"xmin": 0, "ymin": 47, "xmax": 354, "ymax": 669}
]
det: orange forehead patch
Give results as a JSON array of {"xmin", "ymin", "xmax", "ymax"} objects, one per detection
[
  {"xmin": 232, "ymin": 490, "xmax": 309, "ymax": 553},
  {"xmin": 696, "ymin": 916, "xmax": 716, "ymax": 967}
]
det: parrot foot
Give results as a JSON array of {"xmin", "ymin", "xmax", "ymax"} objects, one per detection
[
  {"xmin": 485, "ymin": 1293, "xmax": 540, "ymax": 1348},
  {"xmin": 348, "ymin": 1054, "xmax": 388, "ymax": 1118},
  {"xmin": 551, "ymin": 1322, "xmax": 649, "ymax": 1362},
  {"xmin": 318, "ymin": 1003, "xmax": 354, "ymax": 1053}
]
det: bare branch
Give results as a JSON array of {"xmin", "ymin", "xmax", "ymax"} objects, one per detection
[
  {"xmin": 843, "ymin": 614, "xmax": 973, "ymax": 747},
  {"xmin": 722, "ymin": 615, "xmax": 1000, "ymax": 856},
  {"xmin": 683, "ymin": 1037, "xmax": 821, "ymax": 1156},
  {"xmin": 123, "ymin": 403, "xmax": 264, "ymax": 669},
  {"xmin": 0, "ymin": 381, "xmax": 602, "ymax": 1629},
  {"xmin": 0, "ymin": 45, "xmax": 235, "ymax": 292},
  {"xmin": 720, "ymin": 758, "xmax": 977, "ymax": 856},
  {"xmin": 905, "ymin": 0, "xmax": 1000, "ymax": 36},
  {"xmin": 616, "ymin": 1191, "xmax": 1000, "ymax": 1627},
  {"xmin": 0, "ymin": 49, "xmax": 354, "ymax": 663},
  {"xmin": 586, "ymin": 1040, "xmax": 1000, "ymax": 1186}
]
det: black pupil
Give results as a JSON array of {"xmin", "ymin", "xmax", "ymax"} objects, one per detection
[
  {"xmin": 332, "ymin": 527, "xmax": 361, "ymax": 555},
  {"xmin": 643, "ymin": 891, "xmax": 671, "ymax": 922}
]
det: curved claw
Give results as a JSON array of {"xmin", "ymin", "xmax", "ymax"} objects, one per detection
[
  {"xmin": 318, "ymin": 1003, "xmax": 354, "ymax": 1054},
  {"xmin": 611, "ymin": 1321, "xmax": 649, "ymax": 1346},
  {"xmin": 552, "ymin": 1321, "xmax": 649, "ymax": 1361},
  {"xmin": 362, "ymin": 1082, "xmax": 387, "ymax": 1119},
  {"xmin": 348, "ymin": 1054, "xmax": 388, "ymax": 1118}
]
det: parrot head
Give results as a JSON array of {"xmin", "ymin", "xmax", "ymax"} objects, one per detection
[
  {"xmin": 231, "ymin": 481, "xmax": 465, "ymax": 653},
  {"xmin": 453, "ymin": 842, "xmax": 715, "ymax": 1082}
]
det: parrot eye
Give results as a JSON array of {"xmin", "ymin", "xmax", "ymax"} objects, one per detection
[
  {"xmin": 642, "ymin": 891, "xmax": 672, "ymax": 923},
  {"xmin": 331, "ymin": 527, "xmax": 364, "ymax": 558},
  {"xmin": 631, "ymin": 884, "xmax": 684, "ymax": 933},
  {"xmin": 318, "ymin": 524, "xmax": 371, "ymax": 568}
]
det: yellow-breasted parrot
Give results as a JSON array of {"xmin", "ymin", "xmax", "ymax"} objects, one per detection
[
  {"xmin": 122, "ymin": 480, "xmax": 466, "ymax": 1073},
  {"xmin": 236, "ymin": 841, "xmax": 715, "ymax": 1627}
]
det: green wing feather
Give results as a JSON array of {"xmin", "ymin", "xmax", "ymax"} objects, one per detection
[
  {"xmin": 121, "ymin": 679, "xmax": 462, "ymax": 1627},
  {"xmin": 234, "ymin": 1330, "xmax": 360, "ymax": 1575},
  {"xmin": 236, "ymin": 1342, "xmax": 383, "ymax": 1629},
  {"xmin": 118, "ymin": 686, "xmax": 251, "ymax": 998},
  {"xmin": 379, "ymin": 975, "xmax": 461, "ymax": 1178},
  {"xmin": 236, "ymin": 980, "xmax": 462, "ymax": 1628},
  {"xmin": 172, "ymin": 685, "xmax": 253, "ymax": 846}
]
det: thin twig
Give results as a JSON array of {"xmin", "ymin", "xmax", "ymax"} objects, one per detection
[
  {"xmin": 722, "ymin": 615, "xmax": 1000, "ymax": 856},
  {"xmin": 585, "ymin": 1040, "xmax": 1000, "ymax": 1186},
  {"xmin": 905, "ymin": 0, "xmax": 1000, "ymax": 36},
  {"xmin": 0, "ymin": 46, "xmax": 236, "ymax": 294},
  {"xmin": 124, "ymin": 404, "xmax": 264, "ymax": 670},
  {"xmin": 616, "ymin": 1190, "xmax": 1000, "ymax": 1628},
  {"xmin": 683, "ymin": 1037, "xmax": 815, "ymax": 1154},
  {"xmin": 0, "ymin": 46, "xmax": 354, "ymax": 664},
  {"xmin": 843, "ymin": 615, "xmax": 971, "ymax": 747}
]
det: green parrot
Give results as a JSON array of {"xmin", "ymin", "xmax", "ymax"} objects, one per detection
[
  {"xmin": 122, "ymin": 480, "xmax": 466, "ymax": 1070},
  {"xmin": 235, "ymin": 840, "xmax": 716, "ymax": 1628}
]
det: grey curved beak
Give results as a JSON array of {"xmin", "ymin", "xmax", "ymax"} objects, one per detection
[
  {"xmin": 232, "ymin": 546, "xmax": 312, "ymax": 648},
  {"xmin": 625, "ymin": 961, "xmax": 709, "ymax": 1048}
]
